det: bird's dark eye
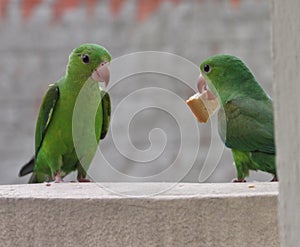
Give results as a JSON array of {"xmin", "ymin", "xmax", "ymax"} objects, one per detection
[
  {"xmin": 81, "ymin": 54, "xmax": 90, "ymax": 64},
  {"xmin": 203, "ymin": 64, "xmax": 211, "ymax": 73}
]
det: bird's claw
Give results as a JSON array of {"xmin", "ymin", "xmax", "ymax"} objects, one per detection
[
  {"xmin": 77, "ymin": 178, "xmax": 91, "ymax": 183},
  {"xmin": 271, "ymin": 176, "xmax": 278, "ymax": 182},
  {"xmin": 231, "ymin": 178, "xmax": 246, "ymax": 183},
  {"xmin": 54, "ymin": 173, "xmax": 64, "ymax": 183}
]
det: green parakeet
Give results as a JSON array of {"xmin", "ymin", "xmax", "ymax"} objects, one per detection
[
  {"xmin": 197, "ymin": 54, "xmax": 276, "ymax": 182},
  {"xmin": 19, "ymin": 43, "xmax": 111, "ymax": 183}
]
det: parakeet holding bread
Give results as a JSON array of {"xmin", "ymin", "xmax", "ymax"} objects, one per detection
[
  {"xmin": 187, "ymin": 54, "xmax": 276, "ymax": 182},
  {"xmin": 19, "ymin": 43, "xmax": 111, "ymax": 183}
]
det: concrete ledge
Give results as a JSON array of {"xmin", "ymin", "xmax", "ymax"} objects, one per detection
[{"xmin": 0, "ymin": 183, "xmax": 279, "ymax": 247}]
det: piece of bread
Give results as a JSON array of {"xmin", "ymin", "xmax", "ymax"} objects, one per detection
[{"xmin": 186, "ymin": 92, "xmax": 219, "ymax": 123}]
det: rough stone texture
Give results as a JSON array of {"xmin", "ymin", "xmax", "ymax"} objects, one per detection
[
  {"xmin": 0, "ymin": 182, "xmax": 279, "ymax": 247},
  {"xmin": 0, "ymin": 0, "xmax": 272, "ymax": 184},
  {"xmin": 272, "ymin": 0, "xmax": 300, "ymax": 246}
]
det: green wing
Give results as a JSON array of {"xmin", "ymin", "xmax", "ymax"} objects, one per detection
[
  {"xmin": 99, "ymin": 89, "xmax": 111, "ymax": 140},
  {"xmin": 219, "ymin": 97, "xmax": 275, "ymax": 154},
  {"xmin": 35, "ymin": 84, "xmax": 60, "ymax": 156}
]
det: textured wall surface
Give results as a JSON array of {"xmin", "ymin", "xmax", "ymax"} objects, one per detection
[
  {"xmin": 272, "ymin": 0, "xmax": 300, "ymax": 246},
  {"xmin": 0, "ymin": 182, "xmax": 279, "ymax": 247},
  {"xmin": 0, "ymin": 0, "xmax": 272, "ymax": 184}
]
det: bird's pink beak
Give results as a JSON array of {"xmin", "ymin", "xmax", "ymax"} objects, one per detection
[
  {"xmin": 197, "ymin": 74, "xmax": 216, "ymax": 100},
  {"xmin": 92, "ymin": 61, "xmax": 110, "ymax": 87}
]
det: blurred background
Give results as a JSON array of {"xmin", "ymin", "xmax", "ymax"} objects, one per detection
[{"xmin": 0, "ymin": 0, "xmax": 273, "ymax": 184}]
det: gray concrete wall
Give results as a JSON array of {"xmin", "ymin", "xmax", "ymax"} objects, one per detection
[
  {"xmin": 272, "ymin": 0, "xmax": 300, "ymax": 246},
  {"xmin": 0, "ymin": 182, "xmax": 279, "ymax": 247},
  {"xmin": 0, "ymin": 0, "xmax": 272, "ymax": 184}
]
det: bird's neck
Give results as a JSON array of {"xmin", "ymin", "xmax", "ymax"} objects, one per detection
[
  {"xmin": 58, "ymin": 74, "xmax": 99, "ymax": 101},
  {"xmin": 219, "ymin": 79, "xmax": 270, "ymax": 105}
]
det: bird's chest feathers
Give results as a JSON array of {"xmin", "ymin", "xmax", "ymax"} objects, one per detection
[{"xmin": 53, "ymin": 81, "xmax": 102, "ymax": 151}]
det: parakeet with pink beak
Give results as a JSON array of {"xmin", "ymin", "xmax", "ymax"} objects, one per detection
[
  {"xmin": 197, "ymin": 54, "xmax": 276, "ymax": 182},
  {"xmin": 19, "ymin": 43, "xmax": 111, "ymax": 183}
]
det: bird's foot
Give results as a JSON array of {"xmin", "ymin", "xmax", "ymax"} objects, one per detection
[
  {"xmin": 77, "ymin": 178, "xmax": 91, "ymax": 183},
  {"xmin": 231, "ymin": 178, "xmax": 246, "ymax": 183},
  {"xmin": 271, "ymin": 176, "xmax": 278, "ymax": 182},
  {"xmin": 54, "ymin": 173, "xmax": 64, "ymax": 183}
]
